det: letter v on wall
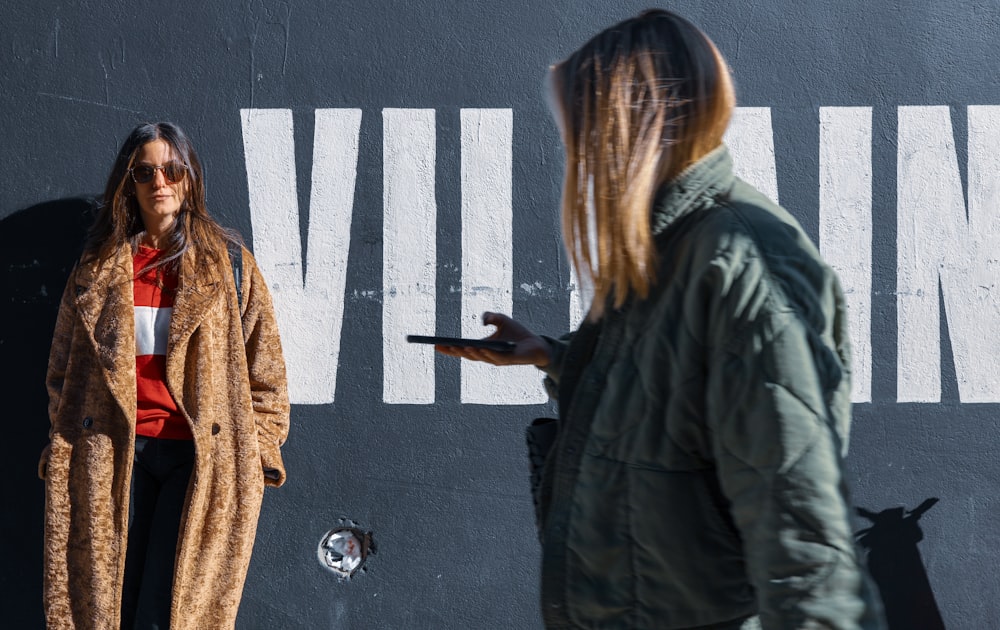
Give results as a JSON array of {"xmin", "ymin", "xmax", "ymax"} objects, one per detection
[{"xmin": 240, "ymin": 108, "xmax": 361, "ymax": 404}]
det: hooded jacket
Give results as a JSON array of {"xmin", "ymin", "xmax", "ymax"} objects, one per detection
[
  {"xmin": 533, "ymin": 147, "xmax": 885, "ymax": 629},
  {"xmin": 40, "ymin": 244, "xmax": 289, "ymax": 629}
]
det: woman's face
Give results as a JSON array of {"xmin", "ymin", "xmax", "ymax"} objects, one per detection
[{"xmin": 133, "ymin": 139, "xmax": 187, "ymax": 234}]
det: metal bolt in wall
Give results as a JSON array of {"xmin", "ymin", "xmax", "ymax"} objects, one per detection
[{"xmin": 318, "ymin": 521, "xmax": 374, "ymax": 579}]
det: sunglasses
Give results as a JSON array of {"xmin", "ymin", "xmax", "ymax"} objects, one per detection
[{"xmin": 129, "ymin": 161, "xmax": 188, "ymax": 184}]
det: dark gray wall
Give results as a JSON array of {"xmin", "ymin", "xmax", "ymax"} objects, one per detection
[{"xmin": 2, "ymin": 1, "xmax": 997, "ymax": 628}]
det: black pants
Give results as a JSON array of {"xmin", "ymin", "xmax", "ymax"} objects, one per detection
[{"xmin": 120, "ymin": 435, "xmax": 195, "ymax": 630}]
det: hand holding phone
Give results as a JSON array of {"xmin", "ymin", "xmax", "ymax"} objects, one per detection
[
  {"xmin": 406, "ymin": 335, "xmax": 516, "ymax": 353},
  {"xmin": 407, "ymin": 312, "xmax": 552, "ymax": 368}
]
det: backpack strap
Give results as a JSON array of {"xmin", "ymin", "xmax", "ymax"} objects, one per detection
[{"xmin": 228, "ymin": 242, "xmax": 244, "ymax": 330}]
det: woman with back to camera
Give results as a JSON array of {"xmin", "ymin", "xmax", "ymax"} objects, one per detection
[
  {"xmin": 39, "ymin": 122, "xmax": 290, "ymax": 629},
  {"xmin": 438, "ymin": 10, "xmax": 886, "ymax": 630}
]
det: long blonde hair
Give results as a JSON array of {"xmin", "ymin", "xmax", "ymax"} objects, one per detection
[{"xmin": 551, "ymin": 9, "xmax": 735, "ymax": 320}]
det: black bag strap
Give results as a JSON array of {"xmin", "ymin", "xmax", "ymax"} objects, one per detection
[{"xmin": 228, "ymin": 242, "xmax": 244, "ymax": 331}]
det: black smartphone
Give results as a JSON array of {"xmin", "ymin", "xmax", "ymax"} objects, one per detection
[{"xmin": 406, "ymin": 335, "xmax": 516, "ymax": 353}]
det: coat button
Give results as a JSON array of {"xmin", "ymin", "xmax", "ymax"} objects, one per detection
[{"xmin": 82, "ymin": 417, "xmax": 94, "ymax": 428}]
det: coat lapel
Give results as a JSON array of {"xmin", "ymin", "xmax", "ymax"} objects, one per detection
[
  {"xmin": 165, "ymin": 248, "xmax": 223, "ymax": 416},
  {"xmin": 74, "ymin": 247, "xmax": 137, "ymax": 424}
]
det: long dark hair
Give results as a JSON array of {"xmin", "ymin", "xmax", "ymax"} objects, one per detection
[
  {"xmin": 551, "ymin": 9, "xmax": 735, "ymax": 319},
  {"xmin": 83, "ymin": 122, "xmax": 240, "ymax": 279}
]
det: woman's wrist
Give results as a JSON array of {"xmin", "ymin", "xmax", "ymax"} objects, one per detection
[{"xmin": 534, "ymin": 337, "xmax": 553, "ymax": 368}]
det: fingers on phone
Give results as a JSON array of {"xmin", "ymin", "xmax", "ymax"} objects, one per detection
[{"xmin": 482, "ymin": 311, "xmax": 505, "ymax": 327}]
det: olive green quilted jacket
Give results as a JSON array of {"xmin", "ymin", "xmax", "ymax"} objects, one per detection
[{"xmin": 532, "ymin": 146, "xmax": 885, "ymax": 630}]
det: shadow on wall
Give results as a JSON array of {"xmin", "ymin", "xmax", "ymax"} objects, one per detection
[
  {"xmin": 0, "ymin": 197, "xmax": 94, "ymax": 627},
  {"xmin": 856, "ymin": 498, "xmax": 946, "ymax": 630}
]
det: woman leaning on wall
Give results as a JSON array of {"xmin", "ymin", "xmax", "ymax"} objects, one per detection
[{"xmin": 38, "ymin": 122, "xmax": 289, "ymax": 629}]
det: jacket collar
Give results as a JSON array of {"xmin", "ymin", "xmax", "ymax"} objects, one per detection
[
  {"xmin": 650, "ymin": 144, "xmax": 735, "ymax": 237},
  {"xmin": 168, "ymin": 246, "xmax": 224, "ymax": 347},
  {"xmin": 73, "ymin": 246, "xmax": 133, "ymax": 342},
  {"xmin": 74, "ymin": 245, "xmax": 222, "ymax": 332},
  {"xmin": 73, "ymin": 247, "xmax": 136, "ymax": 422},
  {"xmin": 72, "ymin": 245, "xmax": 224, "ymax": 422}
]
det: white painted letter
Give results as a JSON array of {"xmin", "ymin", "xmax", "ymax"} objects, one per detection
[
  {"xmin": 461, "ymin": 109, "xmax": 547, "ymax": 404},
  {"xmin": 897, "ymin": 106, "xmax": 1000, "ymax": 402},
  {"xmin": 819, "ymin": 107, "xmax": 873, "ymax": 403},
  {"xmin": 240, "ymin": 108, "xmax": 361, "ymax": 404},
  {"xmin": 725, "ymin": 107, "xmax": 779, "ymax": 204},
  {"xmin": 383, "ymin": 109, "xmax": 438, "ymax": 404}
]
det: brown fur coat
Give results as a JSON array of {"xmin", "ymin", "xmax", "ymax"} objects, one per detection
[{"xmin": 39, "ymin": 244, "xmax": 289, "ymax": 629}]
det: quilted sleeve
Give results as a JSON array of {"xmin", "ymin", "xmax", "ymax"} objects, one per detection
[{"xmin": 700, "ymin": 251, "xmax": 884, "ymax": 629}]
